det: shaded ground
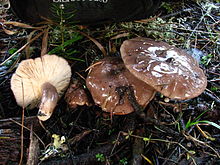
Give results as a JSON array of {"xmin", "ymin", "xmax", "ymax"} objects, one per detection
[{"xmin": 0, "ymin": 0, "xmax": 220, "ymax": 164}]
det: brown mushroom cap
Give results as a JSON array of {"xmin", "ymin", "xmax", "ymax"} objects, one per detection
[
  {"xmin": 86, "ymin": 57, "xmax": 155, "ymax": 115},
  {"xmin": 120, "ymin": 37, "xmax": 207, "ymax": 100},
  {"xmin": 65, "ymin": 80, "xmax": 91, "ymax": 109},
  {"xmin": 11, "ymin": 54, "xmax": 71, "ymax": 120}
]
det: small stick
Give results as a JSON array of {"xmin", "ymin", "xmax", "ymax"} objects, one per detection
[
  {"xmin": 41, "ymin": 27, "xmax": 50, "ymax": 57},
  {"xmin": 204, "ymin": 90, "xmax": 220, "ymax": 105},
  {"xmin": 10, "ymin": 118, "xmax": 45, "ymax": 148},
  {"xmin": 19, "ymin": 81, "xmax": 25, "ymax": 165}
]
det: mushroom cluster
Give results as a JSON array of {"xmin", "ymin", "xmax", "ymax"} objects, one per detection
[
  {"xmin": 11, "ymin": 54, "xmax": 71, "ymax": 121},
  {"xmin": 86, "ymin": 37, "xmax": 207, "ymax": 115},
  {"xmin": 11, "ymin": 38, "xmax": 208, "ymax": 119}
]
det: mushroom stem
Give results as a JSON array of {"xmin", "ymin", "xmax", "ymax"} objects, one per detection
[{"xmin": 37, "ymin": 82, "xmax": 59, "ymax": 121}]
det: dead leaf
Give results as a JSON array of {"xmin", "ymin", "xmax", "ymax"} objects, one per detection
[
  {"xmin": 41, "ymin": 27, "xmax": 50, "ymax": 56},
  {"xmin": 110, "ymin": 32, "xmax": 130, "ymax": 40},
  {"xmin": 2, "ymin": 27, "xmax": 17, "ymax": 35},
  {"xmin": 3, "ymin": 21, "xmax": 46, "ymax": 29},
  {"xmin": 25, "ymin": 30, "xmax": 38, "ymax": 59},
  {"xmin": 78, "ymin": 31, "xmax": 107, "ymax": 56}
]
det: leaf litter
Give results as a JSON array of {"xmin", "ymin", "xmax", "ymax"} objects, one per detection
[{"xmin": 0, "ymin": 0, "xmax": 219, "ymax": 164}]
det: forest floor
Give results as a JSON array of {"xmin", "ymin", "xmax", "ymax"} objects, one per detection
[{"xmin": 0, "ymin": 0, "xmax": 220, "ymax": 164}]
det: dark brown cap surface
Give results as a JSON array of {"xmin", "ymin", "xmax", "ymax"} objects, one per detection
[
  {"xmin": 120, "ymin": 37, "xmax": 207, "ymax": 100},
  {"xmin": 86, "ymin": 57, "xmax": 155, "ymax": 115}
]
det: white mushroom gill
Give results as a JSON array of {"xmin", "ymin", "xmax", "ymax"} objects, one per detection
[{"xmin": 11, "ymin": 55, "xmax": 72, "ymax": 121}]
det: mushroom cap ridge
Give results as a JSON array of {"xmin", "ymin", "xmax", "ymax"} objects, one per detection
[
  {"xmin": 11, "ymin": 54, "xmax": 71, "ymax": 109},
  {"xmin": 120, "ymin": 37, "xmax": 207, "ymax": 100}
]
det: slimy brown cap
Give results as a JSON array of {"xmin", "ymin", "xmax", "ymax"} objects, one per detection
[
  {"xmin": 120, "ymin": 37, "xmax": 207, "ymax": 100},
  {"xmin": 86, "ymin": 57, "xmax": 155, "ymax": 115}
]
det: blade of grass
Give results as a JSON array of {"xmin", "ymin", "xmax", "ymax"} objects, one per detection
[
  {"xmin": 48, "ymin": 34, "xmax": 82, "ymax": 54},
  {"xmin": 198, "ymin": 121, "xmax": 220, "ymax": 130}
]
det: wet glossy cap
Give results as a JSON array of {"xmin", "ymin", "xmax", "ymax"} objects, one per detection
[
  {"xmin": 120, "ymin": 37, "xmax": 207, "ymax": 100},
  {"xmin": 86, "ymin": 57, "xmax": 155, "ymax": 115}
]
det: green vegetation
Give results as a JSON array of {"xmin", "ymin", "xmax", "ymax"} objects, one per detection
[
  {"xmin": 119, "ymin": 158, "xmax": 128, "ymax": 165},
  {"xmin": 200, "ymin": 54, "xmax": 213, "ymax": 65},
  {"xmin": 185, "ymin": 111, "xmax": 220, "ymax": 130},
  {"xmin": 161, "ymin": 2, "xmax": 174, "ymax": 13},
  {"xmin": 95, "ymin": 153, "xmax": 105, "ymax": 162}
]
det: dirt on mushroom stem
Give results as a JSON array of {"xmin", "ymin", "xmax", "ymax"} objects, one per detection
[{"xmin": 38, "ymin": 82, "xmax": 59, "ymax": 121}]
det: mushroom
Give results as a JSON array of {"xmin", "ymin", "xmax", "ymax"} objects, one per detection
[
  {"xmin": 86, "ymin": 57, "xmax": 155, "ymax": 115},
  {"xmin": 65, "ymin": 80, "xmax": 91, "ymax": 109},
  {"xmin": 120, "ymin": 37, "xmax": 207, "ymax": 100},
  {"xmin": 11, "ymin": 54, "xmax": 71, "ymax": 121}
]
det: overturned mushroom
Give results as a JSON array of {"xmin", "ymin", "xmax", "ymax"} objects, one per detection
[
  {"xmin": 86, "ymin": 57, "xmax": 155, "ymax": 115},
  {"xmin": 65, "ymin": 80, "xmax": 91, "ymax": 109},
  {"xmin": 120, "ymin": 37, "xmax": 207, "ymax": 100},
  {"xmin": 11, "ymin": 55, "xmax": 71, "ymax": 121}
]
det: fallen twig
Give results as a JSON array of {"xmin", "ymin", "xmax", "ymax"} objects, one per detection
[{"xmin": 204, "ymin": 90, "xmax": 220, "ymax": 105}]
